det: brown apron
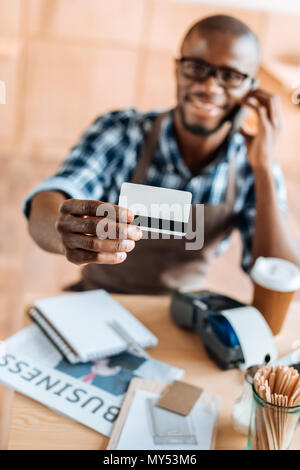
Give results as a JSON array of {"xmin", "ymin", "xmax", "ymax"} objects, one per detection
[{"xmin": 69, "ymin": 111, "xmax": 238, "ymax": 295}]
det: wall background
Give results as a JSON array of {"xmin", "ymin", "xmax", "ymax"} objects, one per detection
[
  {"xmin": 0, "ymin": 0, "xmax": 300, "ymax": 175},
  {"xmin": 0, "ymin": 0, "xmax": 300, "ymax": 449}
]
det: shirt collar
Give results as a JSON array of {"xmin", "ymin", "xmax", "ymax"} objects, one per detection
[{"xmin": 159, "ymin": 108, "xmax": 243, "ymax": 178}]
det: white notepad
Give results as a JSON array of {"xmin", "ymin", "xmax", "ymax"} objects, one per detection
[{"xmin": 28, "ymin": 290, "xmax": 158, "ymax": 364}]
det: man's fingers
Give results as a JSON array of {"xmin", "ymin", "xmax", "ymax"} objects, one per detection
[
  {"xmin": 96, "ymin": 252, "xmax": 127, "ymax": 264},
  {"xmin": 65, "ymin": 248, "xmax": 127, "ymax": 265},
  {"xmin": 255, "ymin": 90, "xmax": 281, "ymax": 128},
  {"xmin": 96, "ymin": 219, "xmax": 142, "ymax": 241},
  {"xmin": 59, "ymin": 199, "xmax": 134, "ymax": 223},
  {"xmin": 243, "ymin": 89, "xmax": 282, "ymax": 128},
  {"xmin": 242, "ymin": 98, "xmax": 270, "ymax": 132},
  {"xmin": 57, "ymin": 215, "xmax": 100, "ymax": 236},
  {"xmin": 61, "ymin": 233, "xmax": 135, "ymax": 253},
  {"xmin": 241, "ymin": 96, "xmax": 261, "ymax": 114},
  {"xmin": 65, "ymin": 247, "xmax": 98, "ymax": 265},
  {"xmin": 56, "ymin": 215, "xmax": 142, "ymax": 240},
  {"xmin": 257, "ymin": 105, "xmax": 269, "ymax": 127},
  {"xmin": 239, "ymin": 128, "xmax": 254, "ymax": 145}
]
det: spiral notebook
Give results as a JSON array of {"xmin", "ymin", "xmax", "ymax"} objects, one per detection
[{"xmin": 28, "ymin": 290, "xmax": 158, "ymax": 364}]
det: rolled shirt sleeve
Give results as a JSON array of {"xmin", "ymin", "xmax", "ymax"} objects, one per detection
[
  {"xmin": 22, "ymin": 173, "xmax": 94, "ymax": 218},
  {"xmin": 22, "ymin": 110, "xmax": 139, "ymax": 218}
]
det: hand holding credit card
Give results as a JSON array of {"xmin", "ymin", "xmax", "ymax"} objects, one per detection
[
  {"xmin": 56, "ymin": 183, "xmax": 191, "ymax": 267},
  {"xmin": 57, "ymin": 197, "xmax": 142, "ymax": 265},
  {"xmin": 119, "ymin": 183, "xmax": 192, "ymax": 237}
]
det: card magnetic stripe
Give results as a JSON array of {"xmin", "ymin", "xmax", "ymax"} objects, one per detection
[{"xmin": 131, "ymin": 215, "xmax": 188, "ymax": 233}]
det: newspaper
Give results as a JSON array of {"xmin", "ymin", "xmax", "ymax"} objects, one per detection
[{"xmin": 0, "ymin": 325, "xmax": 184, "ymax": 436}]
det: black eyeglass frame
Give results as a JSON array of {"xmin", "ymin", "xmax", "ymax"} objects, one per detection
[{"xmin": 177, "ymin": 57, "xmax": 254, "ymax": 89}]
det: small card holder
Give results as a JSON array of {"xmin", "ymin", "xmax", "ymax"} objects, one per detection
[{"xmin": 146, "ymin": 397, "xmax": 198, "ymax": 445}]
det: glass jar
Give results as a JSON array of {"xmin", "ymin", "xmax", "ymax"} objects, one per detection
[
  {"xmin": 232, "ymin": 365, "xmax": 260, "ymax": 435},
  {"xmin": 247, "ymin": 384, "xmax": 300, "ymax": 450}
]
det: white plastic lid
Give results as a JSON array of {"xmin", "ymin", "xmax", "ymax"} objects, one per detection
[{"xmin": 250, "ymin": 257, "xmax": 300, "ymax": 292}]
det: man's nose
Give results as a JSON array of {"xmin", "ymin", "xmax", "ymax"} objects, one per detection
[{"xmin": 198, "ymin": 74, "xmax": 224, "ymax": 95}]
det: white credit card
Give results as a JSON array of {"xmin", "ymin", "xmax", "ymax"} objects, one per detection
[{"xmin": 119, "ymin": 182, "xmax": 192, "ymax": 236}]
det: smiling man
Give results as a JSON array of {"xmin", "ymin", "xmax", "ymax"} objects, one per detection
[{"xmin": 23, "ymin": 15, "xmax": 300, "ymax": 294}]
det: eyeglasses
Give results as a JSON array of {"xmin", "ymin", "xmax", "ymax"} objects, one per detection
[{"xmin": 177, "ymin": 57, "xmax": 251, "ymax": 89}]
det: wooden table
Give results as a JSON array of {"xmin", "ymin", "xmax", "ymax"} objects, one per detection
[{"xmin": 6, "ymin": 295, "xmax": 300, "ymax": 450}]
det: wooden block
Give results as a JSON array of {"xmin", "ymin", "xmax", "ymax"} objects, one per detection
[
  {"xmin": 0, "ymin": 41, "xmax": 22, "ymax": 142},
  {"xmin": 107, "ymin": 378, "xmax": 166, "ymax": 450},
  {"xmin": 148, "ymin": 1, "xmax": 268, "ymax": 54},
  {"xmin": 27, "ymin": 0, "xmax": 146, "ymax": 46},
  {"xmin": 137, "ymin": 49, "xmax": 175, "ymax": 110},
  {"xmin": 0, "ymin": 0, "xmax": 22, "ymax": 34},
  {"xmin": 22, "ymin": 41, "xmax": 139, "ymax": 154}
]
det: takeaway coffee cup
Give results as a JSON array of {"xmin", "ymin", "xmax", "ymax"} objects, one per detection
[{"xmin": 250, "ymin": 257, "xmax": 300, "ymax": 335}]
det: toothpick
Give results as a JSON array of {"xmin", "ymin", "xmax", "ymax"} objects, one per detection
[
  {"xmin": 253, "ymin": 365, "xmax": 299, "ymax": 449},
  {"xmin": 269, "ymin": 372, "xmax": 276, "ymax": 394}
]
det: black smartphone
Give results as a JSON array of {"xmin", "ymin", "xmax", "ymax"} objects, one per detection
[{"xmin": 227, "ymin": 77, "xmax": 259, "ymax": 140}]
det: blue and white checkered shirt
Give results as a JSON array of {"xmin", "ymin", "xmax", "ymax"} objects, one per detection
[{"xmin": 22, "ymin": 108, "xmax": 287, "ymax": 273}]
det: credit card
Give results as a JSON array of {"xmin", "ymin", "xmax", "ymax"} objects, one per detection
[{"xmin": 119, "ymin": 182, "xmax": 192, "ymax": 236}]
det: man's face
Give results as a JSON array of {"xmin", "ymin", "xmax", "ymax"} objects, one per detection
[{"xmin": 175, "ymin": 30, "xmax": 259, "ymax": 136}]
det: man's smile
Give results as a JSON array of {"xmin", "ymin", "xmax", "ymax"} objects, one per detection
[{"xmin": 185, "ymin": 94, "xmax": 226, "ymax": 118}]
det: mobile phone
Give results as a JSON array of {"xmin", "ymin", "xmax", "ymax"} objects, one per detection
[{"xmin": 227, "ymin": 77, "xmax": 259, "ymax": 140}]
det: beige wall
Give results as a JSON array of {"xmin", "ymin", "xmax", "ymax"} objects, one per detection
[{"xmin": 0, "ymin": 0, "xmax": 299, "ymax": 175}]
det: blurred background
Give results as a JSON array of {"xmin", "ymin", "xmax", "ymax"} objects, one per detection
[{"xmin": 0, "ymin": 0, "xmax": 300, "ymax": 448}]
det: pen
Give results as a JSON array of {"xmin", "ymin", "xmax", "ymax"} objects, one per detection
[{"xmin": 109, "ymin": 320, "xmax": 150, "ymax": 359}]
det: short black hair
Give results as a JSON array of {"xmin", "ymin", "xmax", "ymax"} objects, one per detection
[{"xmin": 181, "ymin": 14, "xmax": 260, "ymax": 59}]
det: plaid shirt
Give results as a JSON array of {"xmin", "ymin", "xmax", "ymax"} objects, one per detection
[{"xmin": 23, "ymin": 108, "xmax": 287, "ymax": 273}]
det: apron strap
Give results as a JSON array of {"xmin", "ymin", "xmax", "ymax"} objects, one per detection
[
  {"xmin": 225, "ymin": 147, "xmax": 237, "ymax": 206},
  {"xmin": 130, "ymin": 111, "xmax": 169, "ymax": 184}
]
